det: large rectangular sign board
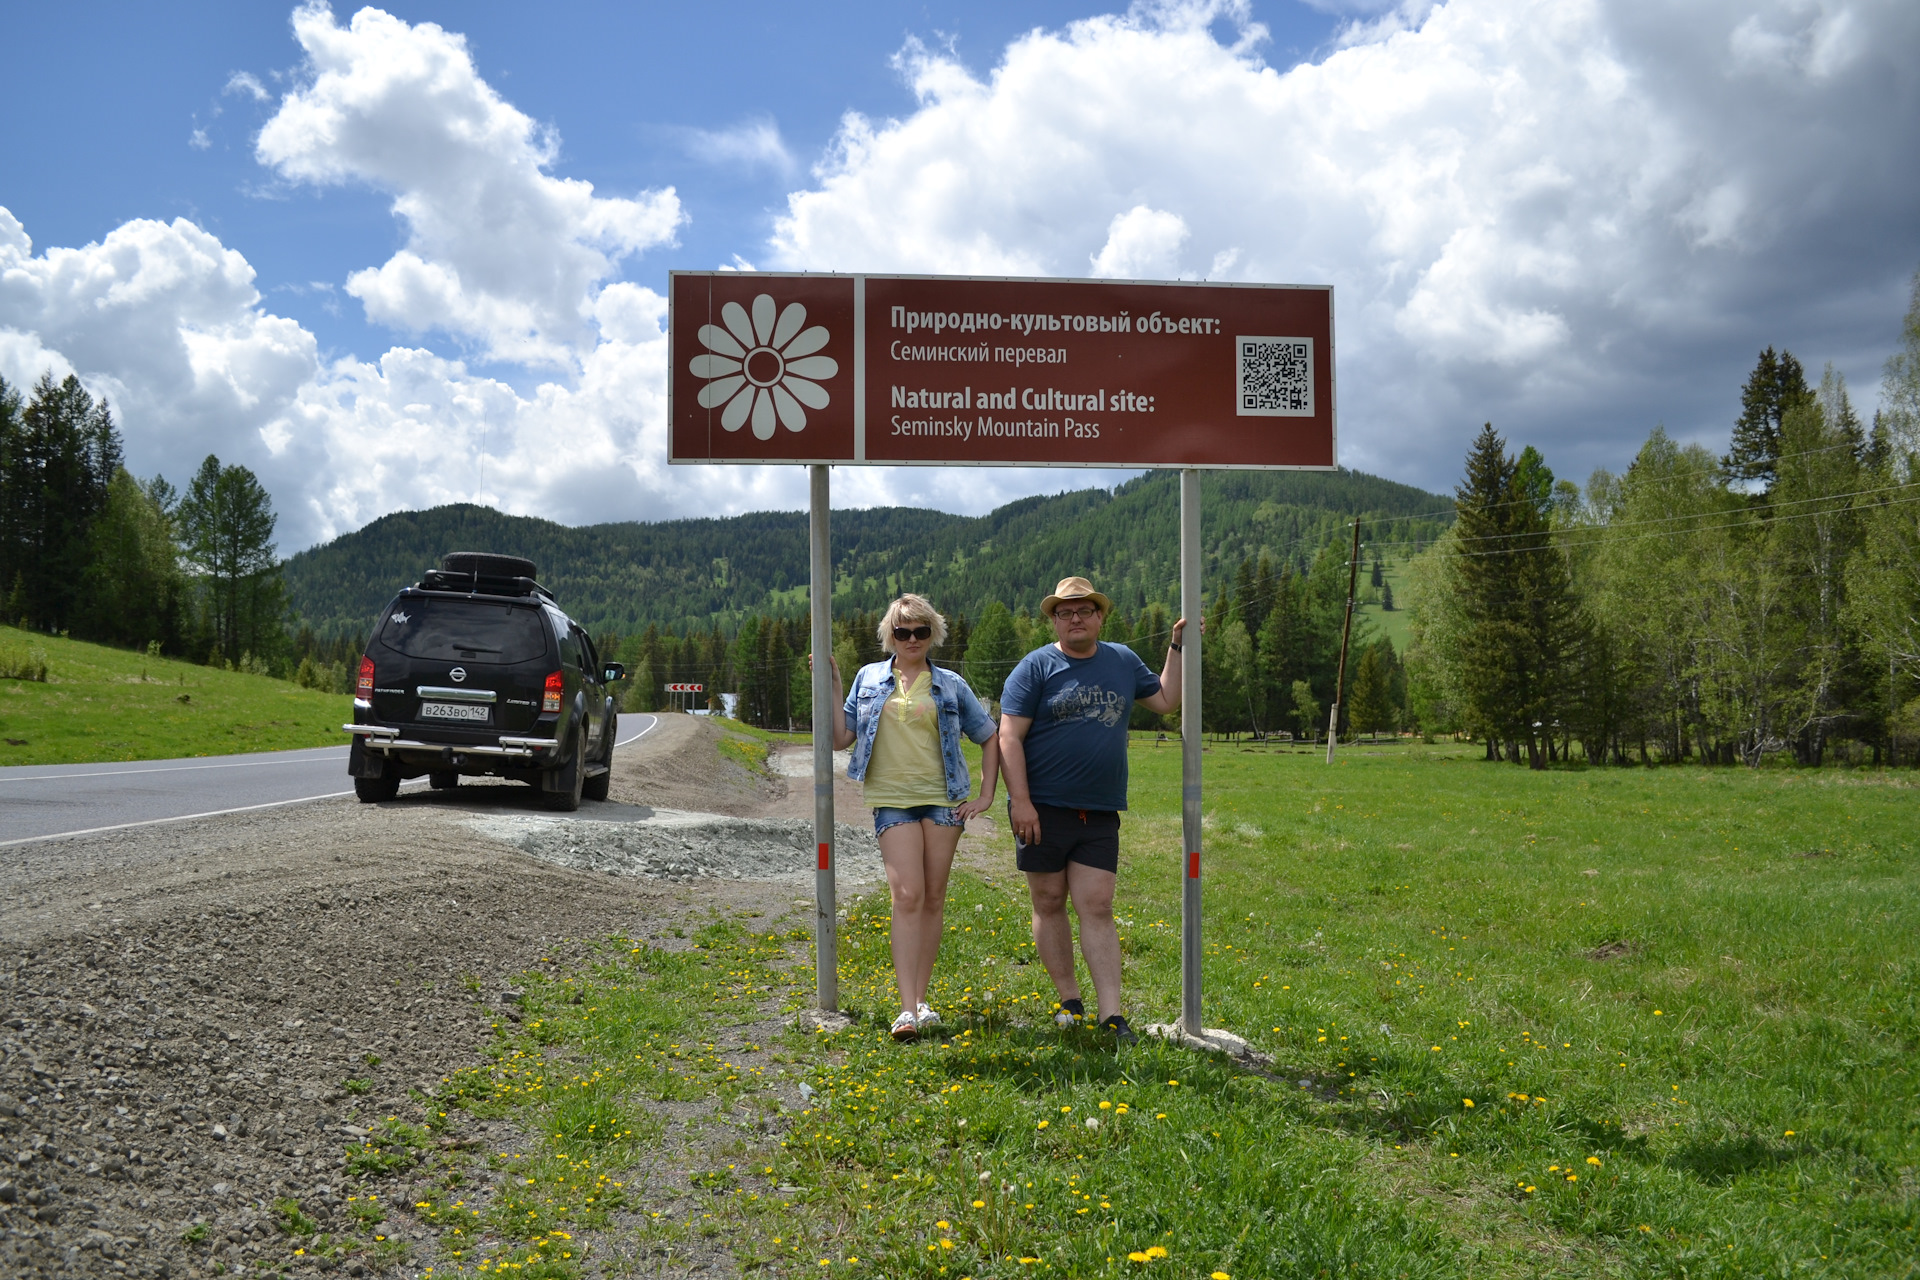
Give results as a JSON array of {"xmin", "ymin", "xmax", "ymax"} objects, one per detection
[{"xmin": 669, "ymin": 272, "xmax": 1335, "ymax": 470}]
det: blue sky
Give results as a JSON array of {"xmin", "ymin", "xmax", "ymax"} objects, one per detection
[
  {"xmin": 2, "ymin": 1, "xmax": 1916, "ymax": 549},
  {"xmin": 4, "ymin": 2, "xmax": 1334, "ymax": 378}
]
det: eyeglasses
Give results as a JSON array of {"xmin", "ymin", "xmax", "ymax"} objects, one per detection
[
  {"xmin": 1052, "ymin": 606, "xmax": 1101, "ymax": 622},
  {"xmin": 891, "ymin": 625, "xmax": 933, "ymax": 642}
]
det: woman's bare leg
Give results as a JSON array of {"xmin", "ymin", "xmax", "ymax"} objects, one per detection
[
  {"xmin": 879, "ymin": 823, "xmax": 931, "ymax": 1011},
  {"xmin": 913, "ymin": 818, "xmax": 963, "ymax": 1003}
]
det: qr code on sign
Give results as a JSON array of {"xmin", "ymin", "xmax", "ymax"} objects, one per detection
[{"xmin": 1236, "ymin": 336, "xmax": 1314, "ymax": 417}]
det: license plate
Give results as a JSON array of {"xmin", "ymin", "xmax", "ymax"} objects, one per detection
[{"xmin": 420, "ymin": 702, "xmax": 489, "ymax": 722}]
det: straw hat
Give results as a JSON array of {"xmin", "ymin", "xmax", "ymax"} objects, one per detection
[{"xmin": 1041, "ymin": 575, "xmax": 1112, "ymax": 617}]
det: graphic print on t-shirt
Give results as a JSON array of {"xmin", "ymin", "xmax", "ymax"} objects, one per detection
[{"xmin": 1044, "ymin": 679, "xmax": 1128, "ymax": 729}]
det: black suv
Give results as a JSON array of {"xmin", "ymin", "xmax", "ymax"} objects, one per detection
[{"xmin": 345, "ymin": 552, "xmax": 624, "ymax": 810}]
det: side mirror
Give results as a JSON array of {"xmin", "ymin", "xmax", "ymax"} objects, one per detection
[{"xmin": 603, "ymin": 663, "xmax": 626, "ymax": 682}]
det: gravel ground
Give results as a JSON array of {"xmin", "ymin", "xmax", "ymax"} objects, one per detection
[{"xmin": 0, "ymin": 715, "xmax": 895, "ymax": 1279}]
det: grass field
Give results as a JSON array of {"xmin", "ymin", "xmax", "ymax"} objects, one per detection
[
  {"xmin": 396, "ymin": 743, "xmax": 1916, "ymax": 1279},
  {"xmin": 0, "ymin": 626, "xmax": 348, "ymax": 764}
]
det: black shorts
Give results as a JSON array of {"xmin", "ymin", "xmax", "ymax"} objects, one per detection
[{"xmin": 1014, "ymin": 803, "xmax": 1121, "ymax": 874}]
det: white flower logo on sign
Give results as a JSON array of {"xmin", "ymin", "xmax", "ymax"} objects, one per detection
[{"xmin": 690, "ymin": 294, "xmax": 838, "ymax": 440}]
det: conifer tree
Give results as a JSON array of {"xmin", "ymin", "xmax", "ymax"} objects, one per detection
[
  {"xmin": 1, "ymin": 374, "xmax": 122, "ymax": 633},
  {"xmin": 82, "ymin": 469, "xmax": 185, "ymax": 650},
  {"xmin": 1452, "ymin": 425, "xmax": 1577, "ymax": 766},
  {"xmin": 1724, "ymin": 347, "xmax": 1811, "ymax": 489},
  {"xmin": 177, "ymin": 455, "xmax": 285, "ymax": 666},
  {"xmin": 961, "ymin": 601, "xmax": 1020, "ymax": 708}
]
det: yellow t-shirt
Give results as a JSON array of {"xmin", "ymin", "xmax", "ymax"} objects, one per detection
[{"xmin": 861, "ymin": 669, "xmax": 950, "ymax": 807}]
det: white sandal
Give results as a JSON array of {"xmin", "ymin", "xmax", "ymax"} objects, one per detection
[
  {"xmin": 890, "ymin": 1010, "xmax": 920, "ymax": 1042},
  {"xmin": 916, "ymin": 1002, "xmax": 941, "ymax": 1028}
]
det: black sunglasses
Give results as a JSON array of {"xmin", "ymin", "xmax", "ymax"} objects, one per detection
[{"xmin": 891, "ymin": 625, "xmax": 933, "ymax": 642}]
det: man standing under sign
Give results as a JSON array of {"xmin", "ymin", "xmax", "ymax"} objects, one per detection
[{"xmin": 998, "ymin": 576, "xmax": 1187, "ymax": 1046}]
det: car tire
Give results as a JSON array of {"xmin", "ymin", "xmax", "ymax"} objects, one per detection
[
  {"xmin": 355, "ymin": 771, "xmax": 401, "ymax": 803},
  {"xmin": 543, "ymin": 728, "xmax": 586, "ymax": 812},
  {"xmin": 429, "ymin": 771, "xmax": 459, "ymax": 790}
]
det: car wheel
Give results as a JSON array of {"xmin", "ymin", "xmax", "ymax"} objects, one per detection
[
  {"xmin": 543, "ymin": 727, "xmax": 586, "ymax": 812},
  {"xmin": 429, "ymin": 771, "xmax": 459, "ymax": 790},
  {"xmin": 355, "ymin": 771, "xmax": 401, "ymax": 803}
]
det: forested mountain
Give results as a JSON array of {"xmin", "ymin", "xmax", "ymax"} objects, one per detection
[{"xmin": 283, "ymin": 468, "xmax": 1452, "ymax": 641}]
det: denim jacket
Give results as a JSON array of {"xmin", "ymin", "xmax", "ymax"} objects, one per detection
[{"xmin": 844, "ymin": 660, "xmax": 996, "ymax": 802}]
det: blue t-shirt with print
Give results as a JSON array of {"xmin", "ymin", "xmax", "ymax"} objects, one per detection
[{"xmin": 1000, "ymin": 642, "xmax": 1160, "ymax": 811}]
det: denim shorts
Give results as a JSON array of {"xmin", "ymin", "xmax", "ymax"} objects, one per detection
[{"xmin": 873, "ymin": 804, "xmax": 963, "ymax": 836}]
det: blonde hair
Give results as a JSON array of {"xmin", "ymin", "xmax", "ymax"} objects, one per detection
[{"xmin": 878, "ymin": 594, "xmax": 948, "ymax": 654}]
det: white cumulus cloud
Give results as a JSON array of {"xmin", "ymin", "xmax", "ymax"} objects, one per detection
[
  {"xmin": 256, "ymin": 3, "xmax": 683, "ymax": 369},
  {"xmin": 773, "ymin": 0, "xmax": 1920, "ymax": 487},
  {"xmin": 8, "ymin": 0, "xmax": 1919, "ymax": 560},
  {"xmin": 1090, "ymin": 206, "xmax": 1191, "ymax": 279}
]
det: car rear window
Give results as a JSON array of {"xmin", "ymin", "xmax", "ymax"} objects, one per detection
[{"xmin": 378, "ymin": 598, "xmax": 550, "ymax": 664}]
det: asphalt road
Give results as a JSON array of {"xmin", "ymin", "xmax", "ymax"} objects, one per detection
[{"xmin": 0, "ymin": 714, "xmax": 660, "ymax": 848}]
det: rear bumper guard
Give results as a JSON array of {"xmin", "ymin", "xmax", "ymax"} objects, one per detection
[{"xmin": 344, "ymin": 723, "xmax": 558, "ymax": 761}]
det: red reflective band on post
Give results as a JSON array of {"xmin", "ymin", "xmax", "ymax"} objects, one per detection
[
  {"xmin": 1188, "ymin": 851, "xmax": 1201, "ymax": 879},
  {"xmin": 817, "ymin": 843, "xmax": 830, "ymax": 870}
]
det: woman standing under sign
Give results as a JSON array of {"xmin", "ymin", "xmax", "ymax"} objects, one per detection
[{"xmin": 820, "ymin": 594, "xmax": 1000, "ymax": 1041}]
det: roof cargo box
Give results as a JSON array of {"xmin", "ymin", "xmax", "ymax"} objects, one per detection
[{"xmin": 442, "ymin": 551, "xmax": 538, "ymax": 580}]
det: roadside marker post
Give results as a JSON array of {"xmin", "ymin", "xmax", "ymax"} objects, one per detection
[{"xmin": 669, "ymin": 271, "xmax": 1335, "ymax": 1024}]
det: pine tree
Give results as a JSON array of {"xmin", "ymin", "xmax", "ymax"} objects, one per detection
[
  {"xmin": 961, "ymin": 601, "xmax": 1020, "ymax": 708},
  {"xmin": 1246, "ymin": 553, "xmax": 1277, "ymax": 642},
  {"xmin": 82, "ymin": 469, "xmax": 185, "ymax": 650},
  {"xmin": 177, "ymin": 455, "xmax": 285, "ymax": 666},
  {"xmin": 1452, "ymin": 425, "xmax": 1577, "ymax": 766},
  {"xmin": 1, "ymin": 374, "xmax": 122, "ymax": 634},
  {"xmin": 1349, "ymin": 642, "xmax": 1392, "ymax": 738},
  {"xmin": 1724, "ymin": 347, "xmax": 1811, "ymax": 489}
]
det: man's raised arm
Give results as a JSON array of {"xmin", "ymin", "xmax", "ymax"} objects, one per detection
[{"xmin": 1136, "ymin": 616, "xmax": 1190, "ymax": 716}]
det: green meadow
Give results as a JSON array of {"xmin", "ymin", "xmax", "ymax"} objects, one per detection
[
  {"xmin": 0, "ymin": 625, "xmax": 347, "ymax": 764},
  {"xmin": 394, "ymin": 741, "xmax": 1916, "ymax": 1279}
]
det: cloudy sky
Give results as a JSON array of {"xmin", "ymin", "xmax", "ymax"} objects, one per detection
[{"xmin": 2, "ymin": 0, "xmax": 1916, "ymax": 551}]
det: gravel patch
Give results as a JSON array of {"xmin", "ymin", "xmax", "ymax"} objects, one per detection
[
  {"xmin": 0, "ymin": 714, "xmax": 852, "ymax": 1279},
  {"xmin": 470, "ymin": 810, "xmax": 881, "ymax": 884}
]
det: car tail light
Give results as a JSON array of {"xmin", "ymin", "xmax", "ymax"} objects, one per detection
[
  {"xmin": 542, "ymin": 670, "xmax": 564, "ymax": 713},
  {"xmin": 357, "ymin": 656, "xmax": 375, "ymax": 699}
]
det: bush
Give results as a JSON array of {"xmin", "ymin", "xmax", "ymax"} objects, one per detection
[{"xmin": 0, "ymin": 641, "xmax": 49, "ymax": 681}]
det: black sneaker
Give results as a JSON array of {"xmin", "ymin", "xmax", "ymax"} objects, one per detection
[
  {"xmin": 1052, "ymin": 997, "xmax": 1086, "ymax": 1027},
  {"xmin": 1101, "ymin": 1014, "xmax": 1138, "ymax": 1045}
]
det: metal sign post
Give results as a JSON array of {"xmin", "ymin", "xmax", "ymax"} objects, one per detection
[
  {"xmin": 668, "ymin": 270, "xmax": 1337, "ymax": 1033},
  {"xmin": 664, "ymin": 681, "xmax": 703, "ymax": 714},
  {"xmin": 1179, "ymin": 469, "xmax": 1204, "ymax": 1036},
  {"xmin": 808, "ymin": 464, "xmax": 838, "ymax": 1010}
]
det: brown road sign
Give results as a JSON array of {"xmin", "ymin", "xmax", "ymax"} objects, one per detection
[{"xmin": 670, "ymin": 272, "xmax": 1334, "ymax": 470}]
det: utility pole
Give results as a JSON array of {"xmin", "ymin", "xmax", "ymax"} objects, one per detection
[{"xmin": 1326, "ymin": 518, "xmax": 1362, "ymax": 764}]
